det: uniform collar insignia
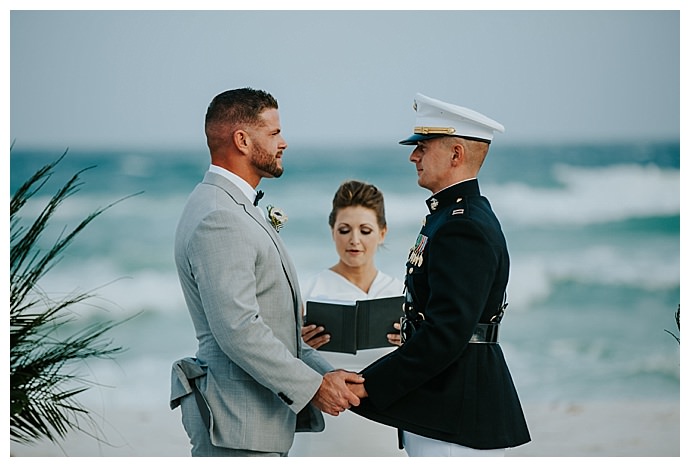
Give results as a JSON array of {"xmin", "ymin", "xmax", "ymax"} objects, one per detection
[{"xmin": 425, "ymin": 179, "xmax": 480, "ymax": 213}]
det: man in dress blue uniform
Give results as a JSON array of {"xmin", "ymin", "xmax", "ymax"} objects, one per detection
[{"xmin": 351, "ymin": 93, "xmax": 530, "ymax": 456}]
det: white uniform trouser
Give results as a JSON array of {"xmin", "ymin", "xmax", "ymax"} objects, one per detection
[{"xmin": 402, "ymin": 431, "xmax": 506, "ymax": 457}]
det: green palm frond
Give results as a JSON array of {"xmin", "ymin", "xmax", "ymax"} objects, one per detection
[
  {"xmin": 664, "ymin": 305, "xmax": 680, "ymax": 344},
  {"xmin": 9, "ymin": 150, "xmax": 140, "ymax": 445}
]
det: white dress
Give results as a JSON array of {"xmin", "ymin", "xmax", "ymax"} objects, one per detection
[{"xmin": 290, "ymin": 269, "xmax": 406, "ymax": 457}]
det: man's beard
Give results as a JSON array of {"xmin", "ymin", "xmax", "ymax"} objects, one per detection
[{"xmin": 251, "ymin": 145, "xmax": 283, "ymax": 179}]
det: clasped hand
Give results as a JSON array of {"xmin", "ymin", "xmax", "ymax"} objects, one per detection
[{"xmin": 311, "ymin": 369, "xmax": 368, "ymax": 417}]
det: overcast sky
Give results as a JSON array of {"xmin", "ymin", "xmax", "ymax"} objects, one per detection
[{"xmin": 9, "ymin": 8, "xmax": 681, "ymax": 150}]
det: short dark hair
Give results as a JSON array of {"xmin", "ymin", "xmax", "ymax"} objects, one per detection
[
  {"xmin": 204, "ymin": 87, "xmax": 278, "ymax": 151},
  {"xmin": 328, "ymin": 180, "xmax": 387, "ymax": 230}
]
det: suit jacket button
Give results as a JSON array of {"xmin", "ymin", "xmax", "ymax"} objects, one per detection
[{"xmin": 278, "ymin": 392, "xmax": 293, "ymax": 405}]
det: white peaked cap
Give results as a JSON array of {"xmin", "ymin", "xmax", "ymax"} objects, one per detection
[{"xmin": 399, "ymin": 93, "xmax": 505, "ymax": 145}]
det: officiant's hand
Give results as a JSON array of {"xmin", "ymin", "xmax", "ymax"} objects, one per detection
[
  {"xmin": 302, "ymin": 324, "xmax": 331, "ymax": 349},
  {"xmin": 387, "ymin": 322, "xmax": 402, "ymax": 346}
]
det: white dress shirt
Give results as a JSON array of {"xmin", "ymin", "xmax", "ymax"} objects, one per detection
[{"xmin": 208, "ymin": 164, "xmax": 263, "ymax": 210}]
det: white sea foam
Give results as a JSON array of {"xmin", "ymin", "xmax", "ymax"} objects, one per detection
[
  {"xmin": 366, "ymin": 163, "xmax": 680, "ymax": 232},
  {"xmin": 11, "ymin": 147, "xmax": 679, "ymax": 422},
  {"xmin": 26, "ymin": 163, "xmax": 679, "ymax": 318},
  {"xmin": 38, "ymin": 260, "xmax": 185, "ymax": 318},
  {"xmin": 487, "ymin": 163, "xmax": 680, "ymax": 227},
  {"xmin": 507, "ymin": 242, "xmax": 679, "ymax": 311}
]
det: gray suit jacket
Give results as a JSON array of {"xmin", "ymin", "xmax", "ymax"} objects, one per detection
[{"xmin": 170, "ymin": 171, "xmax": 333, "ymax": 453}]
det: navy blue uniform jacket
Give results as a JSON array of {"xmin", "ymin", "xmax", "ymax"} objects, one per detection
[{"xmin": 352, "ymin": 179, "xmax": 530, "ymax": 450}]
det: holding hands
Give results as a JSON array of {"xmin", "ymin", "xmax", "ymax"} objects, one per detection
[{"xmin": 312, "ymin": 370, "xmax": 365, "ymax": 417}]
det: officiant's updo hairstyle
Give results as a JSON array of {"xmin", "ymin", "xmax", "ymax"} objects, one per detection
[{"xmin": 328, "ymin": 180, "xmax": 387, "ymax": 230}]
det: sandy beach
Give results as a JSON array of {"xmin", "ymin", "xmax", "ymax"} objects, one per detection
[{"xmin": 8, "ymin": 399, "xmax": 679, "ymax": 457}]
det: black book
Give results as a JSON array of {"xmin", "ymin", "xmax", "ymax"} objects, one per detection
[{"xmin": 304, "ymin": 295, "xmax": 404, "ymax": 354}]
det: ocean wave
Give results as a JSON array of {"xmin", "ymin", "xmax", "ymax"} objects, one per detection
[
  {"xmin": 20, "ymin": 162, "xmax": 678, "ymax": 232},
  {"xmin": 370, "ymin": 163, "xmax": 679, "ymax": 231},
  {"xmin": 486, "ymin": 163, "xmax": 680, "ymax": 227},
  {"xmin": 41, "ymin": 242, "xmax": 676, "ymax": 319},
  {"xmin": 506, "ymin": 244, "xmax": 679, "ymax": 311},
  {"xmin": 37, "ymin": 261, "xmax": 185, "ymax": 318},
  {"xmin": 19, "ymin": 162, "xmax": 679, "ymax": 318}
]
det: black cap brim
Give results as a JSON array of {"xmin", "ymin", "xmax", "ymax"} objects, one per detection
[
  {"xmin": 398, "ymin": 133, "xmax": 445, "ymax": 145},
  {"xmin": 398, "ymin": 133, "xmax": 492, "ymax": 146}
]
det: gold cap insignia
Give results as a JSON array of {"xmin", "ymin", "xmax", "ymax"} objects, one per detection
[{"xmin": 414, "ymin": 126, "xmax": 456, "ymax": 135}]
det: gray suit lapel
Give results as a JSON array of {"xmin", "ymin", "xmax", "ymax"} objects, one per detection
[
  {"xmin": 201, "ymin": 172, "xmax": 303, "ymax": 334},
  {"xmin": 202, "ymin": 172, "xmax": 273, "ymax": 235}
]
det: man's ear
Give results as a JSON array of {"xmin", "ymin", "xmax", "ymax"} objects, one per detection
[
  {"xmin": 450, "ymin": 140, "xmax": 464, "ymax": 164},
  {"xmin": 233, "ymin": 129, "xmax": 251, "ymax": 155}
]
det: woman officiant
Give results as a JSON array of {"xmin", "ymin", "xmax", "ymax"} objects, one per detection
[{"xmin": 289, "ymin": 180, "xmax": 405, "ymax": 457}]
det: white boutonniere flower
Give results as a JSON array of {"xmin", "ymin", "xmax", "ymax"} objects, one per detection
[{"xmin": 266, "ymin": 205, "xmax": 288, "ymax": 232}]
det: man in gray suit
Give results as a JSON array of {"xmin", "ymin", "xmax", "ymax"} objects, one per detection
[{"xmin": 170, "ymin": 88, "xmax": 364, "ymax": 456}]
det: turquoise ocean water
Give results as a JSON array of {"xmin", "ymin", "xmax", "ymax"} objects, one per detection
[{"xmin": 9, "ymin": 141, "xmax": 680, "ymax": 416}]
